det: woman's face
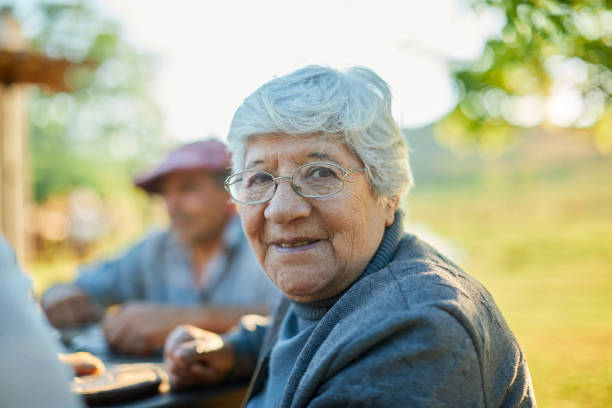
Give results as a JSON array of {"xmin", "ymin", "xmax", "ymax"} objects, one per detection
[{"xmin": 237, "ymin": 134, "xmax": 396, "ymax": 302}]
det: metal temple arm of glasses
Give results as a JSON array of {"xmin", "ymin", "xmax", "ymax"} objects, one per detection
[{"xmin": 343, "ymin": 168, "xmax": 366, "ymax": 179}]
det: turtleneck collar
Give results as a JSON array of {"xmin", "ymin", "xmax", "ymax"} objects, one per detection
[{"xmin": 293, "ymin": 210, "xmax": 404, "ymax": 320}]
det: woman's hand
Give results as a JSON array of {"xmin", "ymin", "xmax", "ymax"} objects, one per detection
[{"xmin": 163, "ymin": 325, "xmax": 235, "ymax": 390}]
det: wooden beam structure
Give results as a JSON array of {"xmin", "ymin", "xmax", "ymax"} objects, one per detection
[
  {"xmin": 0, "ymin": 7, "xmax": 92, "ymax": 262},
  {"xmin": 0, "ymin": 50, "xmax": 75, "ymax": 92},
  {"xmin": 0, "ymin": 82, "xmax": 27, "ymax": 260}
]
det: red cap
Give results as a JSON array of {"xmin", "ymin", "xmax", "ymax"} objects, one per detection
[{"xmin": 134, "ymin": 140, "xmax": 231, "ymax": 194}]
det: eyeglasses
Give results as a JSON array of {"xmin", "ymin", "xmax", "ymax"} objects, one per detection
[{"xmin": 224, "ymin": 161, "xmax": 366, "ymax": 204}]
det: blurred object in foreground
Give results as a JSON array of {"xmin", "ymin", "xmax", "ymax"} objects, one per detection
[{"xmin": 58, "ymin": 351, "xmax": 106, "ymax": 377}]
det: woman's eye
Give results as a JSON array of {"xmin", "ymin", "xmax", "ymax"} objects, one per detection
[
  {"xmin": 309, "ymin": 166, "xmax": 336, "ymax": 179},
  {"xmin": 247, "ymin": 173, "xmax": 272, "ymax": 187}
]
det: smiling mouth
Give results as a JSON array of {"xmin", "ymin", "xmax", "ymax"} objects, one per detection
[
  {"xmin": 279, "ymin": 241, "xmax": 313, "ymax": 248},
  {"xmin": 272, "ymin": 239, "xmax": 321, "ymax": 252}
]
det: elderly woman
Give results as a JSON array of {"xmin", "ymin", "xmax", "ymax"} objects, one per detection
[{"xmin": 164, "ymin": 66, "xmax": 536, "ymax": 407}]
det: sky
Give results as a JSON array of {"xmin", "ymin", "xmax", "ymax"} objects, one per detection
[{"xmin": 96, "ymin": 0, "xmax": 503, "ymax": 142}]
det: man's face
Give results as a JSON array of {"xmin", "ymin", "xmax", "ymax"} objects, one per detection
[{"xmin": 161, "ymin": 170, "xmax": 231, "ymax": 245}]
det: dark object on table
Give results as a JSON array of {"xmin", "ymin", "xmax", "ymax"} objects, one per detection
[{"xmin": 73, "ymin": 363, "xmax": 164, "ymax": 406}]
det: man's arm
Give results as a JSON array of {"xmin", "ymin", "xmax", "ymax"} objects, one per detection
[
  {"xmin": 41, "ymin": 231, "xmax": 165, "ymax": 328},
  {"xmin": 102, "ymin": 303, "xmax": 270, "ymax": 355},
  {"xmin": 40, "ymin": 283, "xmax": 104, "ymax": 328},
  {"xmin": 74, "ymin": 233, "xmax": 161, "ymax": 305}
]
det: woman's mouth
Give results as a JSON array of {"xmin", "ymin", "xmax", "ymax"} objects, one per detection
[{"xmin": 272, "ymin": 239, "xmax": 321, "ymax": 253}]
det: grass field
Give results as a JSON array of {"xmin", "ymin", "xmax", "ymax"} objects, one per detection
[{"xmin": 404, "ymin": 155, "xmax": 612, "ymax": 407}]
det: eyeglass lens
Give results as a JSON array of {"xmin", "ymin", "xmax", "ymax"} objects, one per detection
[{"xmin": 227, "ymin": 163, "xmax": 345, "ymax": 203}]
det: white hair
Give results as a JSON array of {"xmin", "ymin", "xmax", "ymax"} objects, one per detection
[{"xmin": 227, "ymin": 65, "xmax": 413, "ymax": 203}]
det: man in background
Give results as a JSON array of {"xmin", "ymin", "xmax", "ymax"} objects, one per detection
[{"xmin": 42, "ymin": 139, "xmax": 276, "ymax": 355}]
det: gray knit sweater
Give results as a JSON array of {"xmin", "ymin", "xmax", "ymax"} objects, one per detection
[{"xmin": 226, "ymin": 213, "xmax": 536, "ymax": 407}]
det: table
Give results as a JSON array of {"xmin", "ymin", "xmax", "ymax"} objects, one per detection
[
  {"xmin": 97, "ymin": 379, "xmax": 247, "ymax": 408},
  {"xmin": 62, "ymin": 325, "xmax": 248, "ymax": 408}
]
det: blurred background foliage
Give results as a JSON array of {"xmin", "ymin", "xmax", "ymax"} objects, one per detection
[
  {"xmin": 0, "ymin": 0, "xmax": 610, "ymax": 407},
  {"xmin": 21, "ymin": 0, "xmax": 169, "ymax": 202},
  {"xmin": 2, "ymin": 0, "xmax": 172, "ymax": 263},
  {"xmin": 438, "ymin": 0, "xmax": 612, "ymax": 155}
]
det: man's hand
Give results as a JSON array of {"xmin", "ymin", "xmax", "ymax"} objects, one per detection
[
  {"xmin": 41, "ymin": 284, "xmax": 102, "ymax": 328},
  {"xmin": 164, "ymin": 325, "xmax": 235, "ymax": 390},
  {"xmin": 102, "ymin": 303, "xmax": 191, "ymax": 356}
]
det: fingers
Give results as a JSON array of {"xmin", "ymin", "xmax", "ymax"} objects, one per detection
[
  {"xmin": 190, "ymin": 362, "xmax": 219, "ymax": 381},
  {"xmin": 41, "ymin": 285, "xmax": 99, "ymax": 328},
  {"xmin": 164, "ymin": 325, "xmax": 197, "ymax": 355},
  {"xmin": 102, "ymin": 307, "xmax": 121, "ymax": 345},
  {"xmin": 166, "ymin": 340, "xmax": 198, "ymax": 373},
  {"xmin": 163, "ymin": 330, "xmax": 235, "ymax": 390},
  {"xmin": 71, "ymin": 299, "xmax": 99, "ymax": 326},
  {"xmin": 103, "ymin": 307, "xmax": 155, "ymax": 355},
  {"xmin": 163, "ymin": 326, "xmax": 216, "ymax": 367},
  {"xmin": 47, "ymin": 300, "xmax": 78, "ymax": 328},
  {"xmin": 165, "ymin": 343, "xmax": 197, "ymax": 390},
  {"xmin": 168, "ymin": 361, "xmax": 220, "ymax": 390},
  {"xmin": 163, "ymin": 324, "xmax": 215, "ymax": 360},
  {"xmin": 103, "ymin": 304, "xmax": 173, "ymax": 355},
  {"xmin": 165, "ymin": 341, "xmax": 222, "ymax": 390}
]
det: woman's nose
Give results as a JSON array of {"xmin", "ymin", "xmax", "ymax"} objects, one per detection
[{"xmin": 263, "ymin": 180, "xmax": 311, "ymax": 224}]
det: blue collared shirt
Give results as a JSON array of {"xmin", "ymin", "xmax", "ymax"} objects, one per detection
[{"xmin": 75, "ymin": 216, "xmax": 277, "ymax": 308}]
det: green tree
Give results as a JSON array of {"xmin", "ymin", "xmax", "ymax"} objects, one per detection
[
  {"xmin": 8, "ymin": 0, "xmax": 169, "ymax": 201},
  {"xmin": 437, "ymin": 0, "xmax": 612, "ymax": 154}
]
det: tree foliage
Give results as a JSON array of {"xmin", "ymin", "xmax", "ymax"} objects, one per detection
[
  {"xmin": 7, "ymin": 0, "xmax": 169, "ymax": 201},
  {"xmin": 437, "ymin": 0, "xmax": 612, "ymax": 154}
]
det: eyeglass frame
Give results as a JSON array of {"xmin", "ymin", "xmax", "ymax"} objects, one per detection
[{"xmin": 224, "ymin": 161, "xmax": 366, "ymax": 204}]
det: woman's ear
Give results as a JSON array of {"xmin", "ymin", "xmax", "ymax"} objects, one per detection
[{"xmin": 383, "ymin": 196, "xmax": 399, "ymax": 227}]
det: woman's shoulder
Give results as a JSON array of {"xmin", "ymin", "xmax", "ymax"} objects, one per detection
[
  {"xmin": 360, "ymin": 233, "xmax": 519, "ymax": 359},
  {"xmin": 386, "ymin": 234, "xmax": 495, "ymax": 309},
  {"xmin": 347, "ymin": 233, "xmax": 513, "ymax": 350},
  {"xmin": 323, "ymin": 235, "xmax": 534, "ymax": 407}
]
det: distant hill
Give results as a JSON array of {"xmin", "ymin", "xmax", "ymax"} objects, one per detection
[{"xmin": 402, "ymin": 125, "xmax": 604, "ymax": 189}]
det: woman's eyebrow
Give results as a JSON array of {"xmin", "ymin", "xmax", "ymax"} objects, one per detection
[
  {"xmin": 307, "ymin": 152, "xmax": 338, "ymax": 163},
  {"xmin": 245, "ymin": 159, "xmax": 264, "ymax": 169},
  {"xmin": 246, "ymin": 152, "xmax": 337, "ymax": 169}
]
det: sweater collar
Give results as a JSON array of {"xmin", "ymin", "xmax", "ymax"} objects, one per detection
[{"xmin": 293, "ymin": 210, "xmax": 404, "ymax": 320}]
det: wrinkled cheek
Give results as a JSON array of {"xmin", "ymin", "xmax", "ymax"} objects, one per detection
[
  {"xmin": 262, "ymin": 254, "xmax": 281, "ymax": 288},
  {"xmin": 238, "ymin": 206, "xmax": 263, "ymax": 243},
  {"xmin": 250, "ymin": 243, "xmax": 266, "ymax": 271},
  {"xmin": 332, "ymin": 233, "xmax": 354, "ymax": 271}
]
